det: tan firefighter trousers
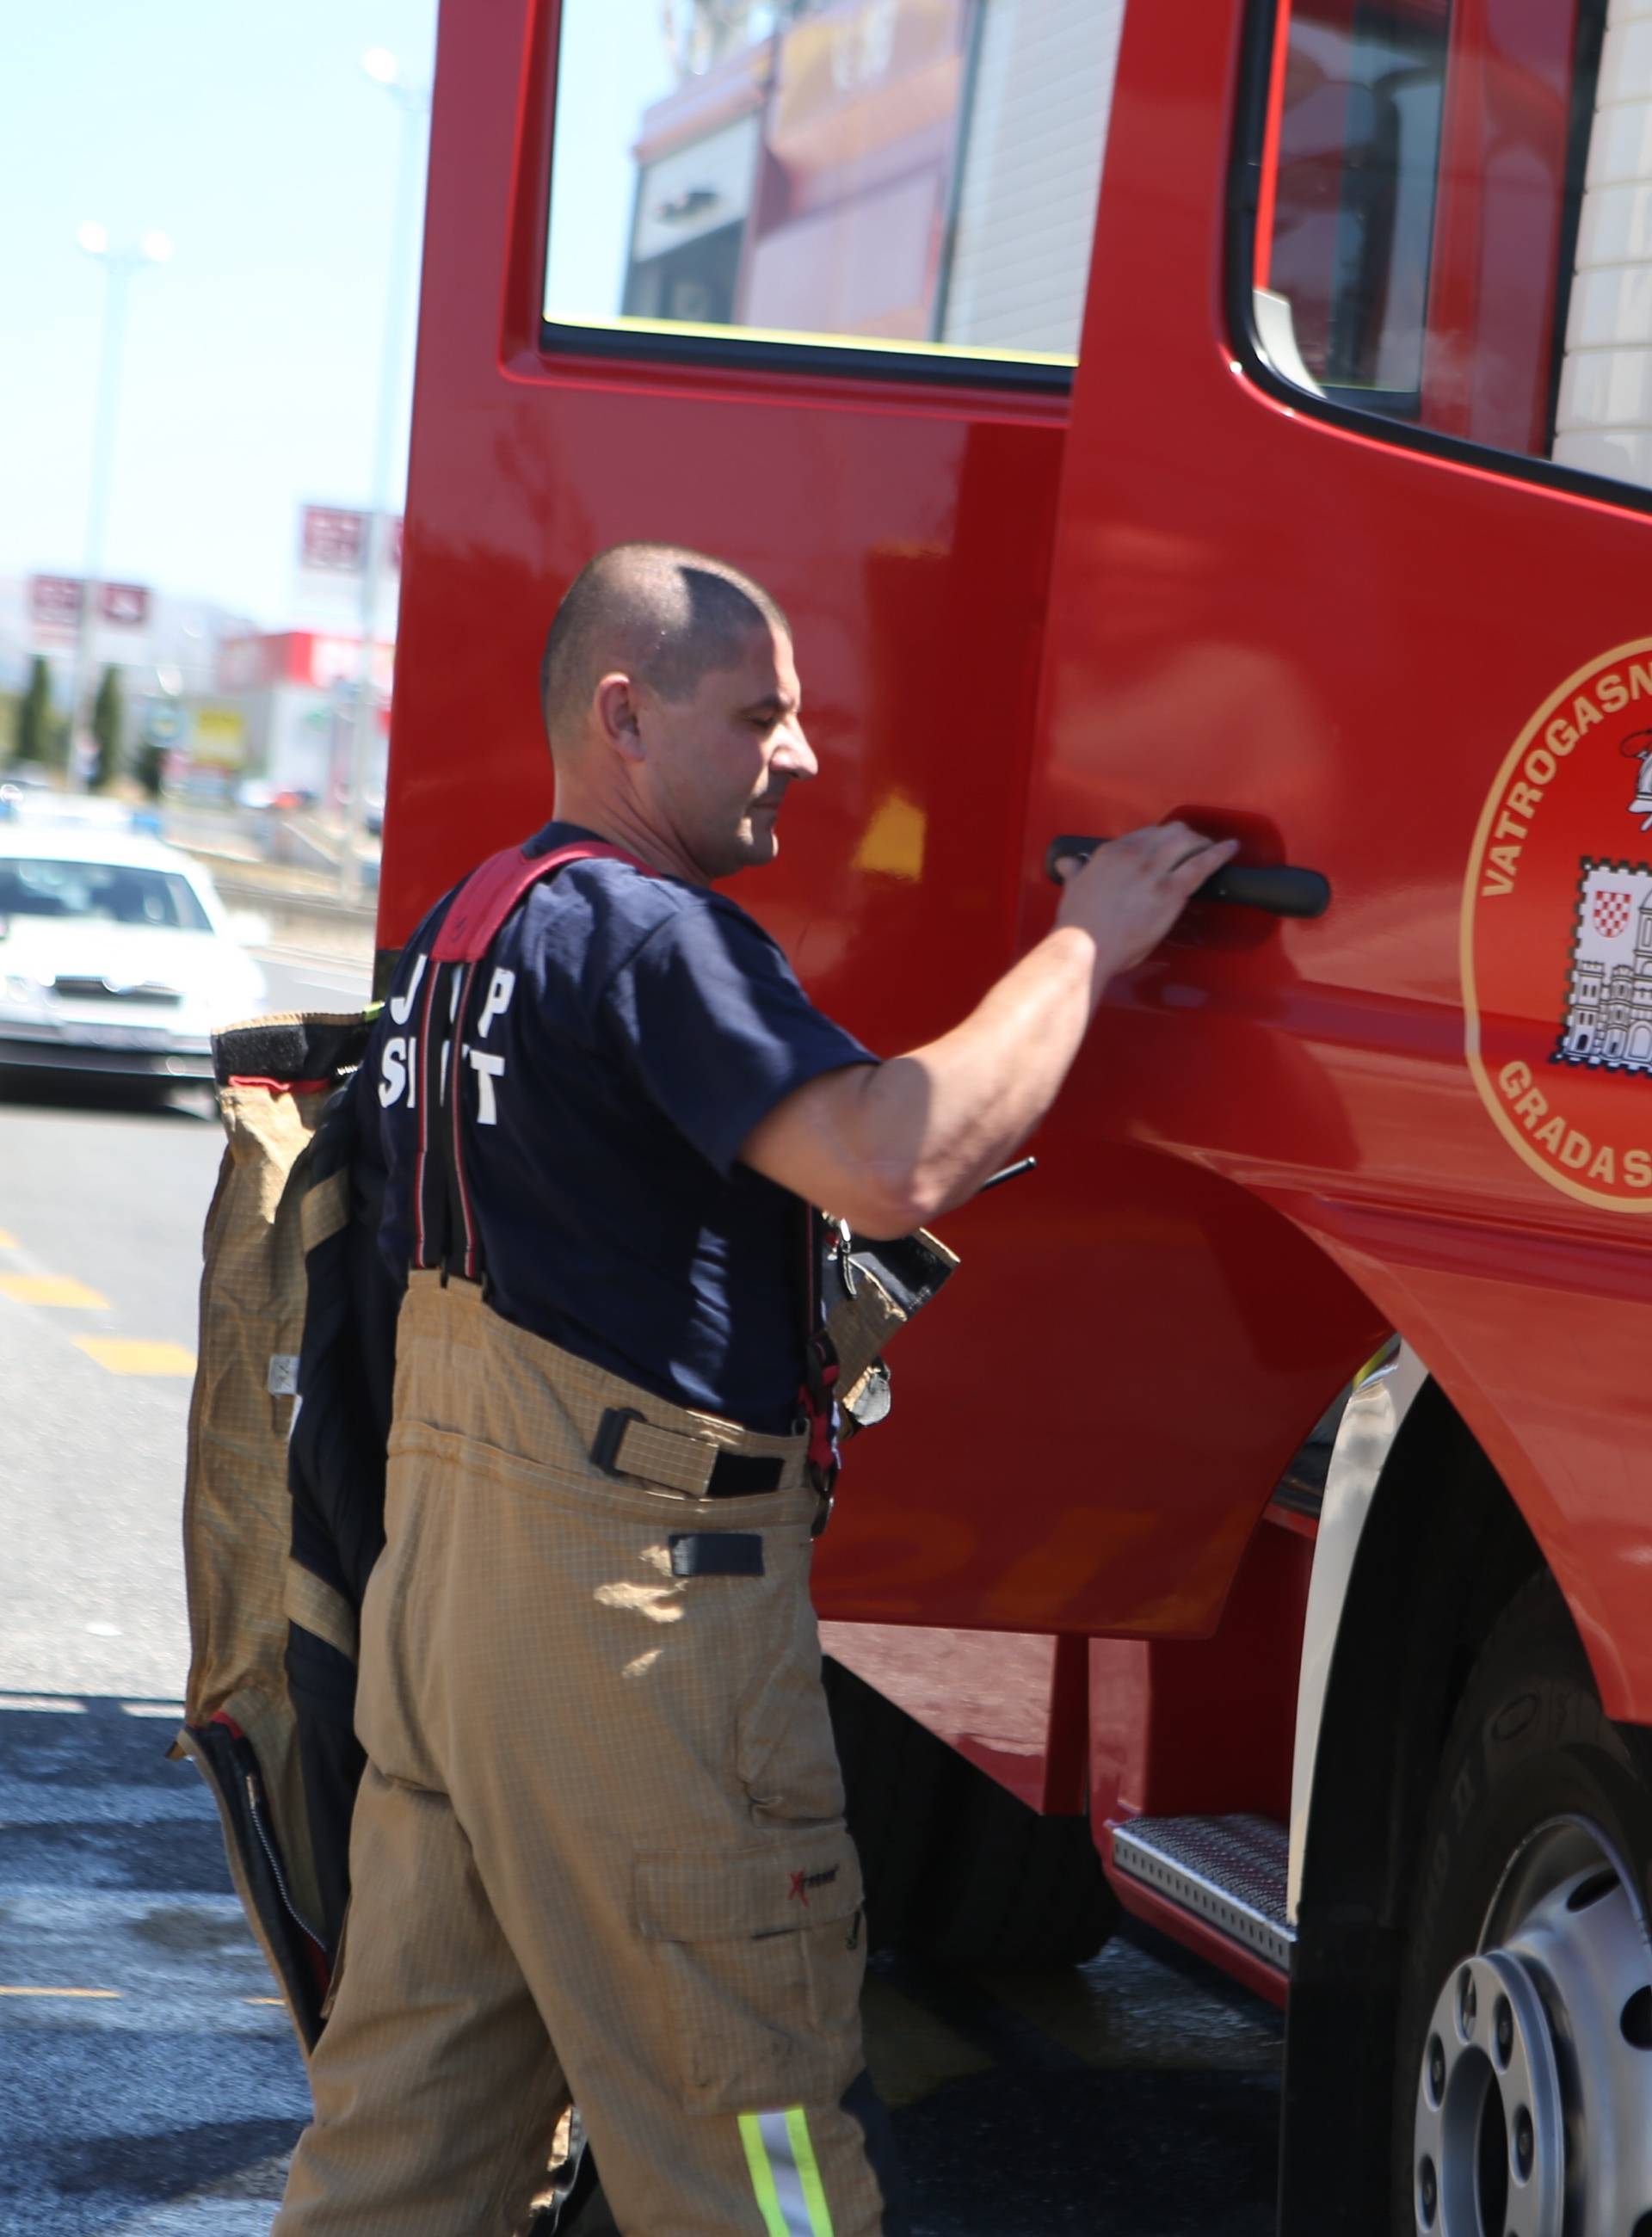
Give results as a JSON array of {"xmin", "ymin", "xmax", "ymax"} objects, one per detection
[{"xmin": 273, "ymin": 1273, "xmax": 894, "ymax": 2237}]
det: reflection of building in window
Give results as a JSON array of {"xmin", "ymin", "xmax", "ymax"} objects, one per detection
[
  {"xmin": 1263, "ymin": 2, "xmax": 1449, "ymax": 410},
  {"xmin": 1557, "ymin": 4, "xmax": 1652, "ymax": 491},
  {"xmin": 663, "ymin": 3, "xmax": 829, "ymax": 78},
  {"xmin": 1259, "ymin": 0, "xmax": 1603, "ymax": 461},
  {"xmin": 621, "ymin": 0, "xmax": 1119, "ymax": 355}
]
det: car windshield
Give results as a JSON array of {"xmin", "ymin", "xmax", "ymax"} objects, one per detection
[{"xmin": 0, "ymin": 856, "xmax": 213, "ymax": 932}]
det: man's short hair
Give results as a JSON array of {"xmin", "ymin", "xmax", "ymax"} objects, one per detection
[{"xmin": 540, "ymin": 543, "xmax": 791, "ymax": 743}]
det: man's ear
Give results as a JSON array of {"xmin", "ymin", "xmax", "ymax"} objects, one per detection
[{"xmin": 595, "ymin": 672, "xmax": 646, "ymax": 763}]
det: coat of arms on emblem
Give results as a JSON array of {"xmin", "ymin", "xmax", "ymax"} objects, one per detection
[{"xmin": 1556, "ymin": 859, "xmax": 1652, "ymax": 1070}]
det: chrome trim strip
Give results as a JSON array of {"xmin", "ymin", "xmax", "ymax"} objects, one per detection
[{"xmin": 1286, "ymin": 1340, "xmax": 1429, "ymax": 1922}]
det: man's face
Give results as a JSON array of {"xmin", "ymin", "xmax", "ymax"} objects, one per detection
[{"xmin": 638, "ymin": 624, "xmax": 816, "ymax": 880}]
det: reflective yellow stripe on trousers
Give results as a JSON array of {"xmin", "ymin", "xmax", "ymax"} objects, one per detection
[{"xmin": 738, "ymin": 2109, "xmax": 837, "ymax": 2237}]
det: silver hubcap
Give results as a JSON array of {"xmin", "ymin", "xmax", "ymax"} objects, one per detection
[{"xmin": 1413, "ymin": 1816, "xmax": 1652, "ymax": 2235}]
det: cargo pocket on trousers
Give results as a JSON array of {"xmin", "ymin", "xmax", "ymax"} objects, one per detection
[
  {"xmin": 736, "ymin": 1568, "xmax": 845, "ymax": 1830},
  {"xmin": 635, "ymin": 1827, "xmax": 866, "ymax": 2115}
]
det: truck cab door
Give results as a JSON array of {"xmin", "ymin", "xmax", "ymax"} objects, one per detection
[{"xmin": 829, "ymin": 0, "xmax": 1652, "ymax": 1647}]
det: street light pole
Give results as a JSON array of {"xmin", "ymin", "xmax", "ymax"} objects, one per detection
[
  {"xmin": 341, "ymin": 50, "xmax": 430, "ymax": 904},
  {"xmin": 69, "ymin": 224, "xmax": 170, "ymax": 789}
]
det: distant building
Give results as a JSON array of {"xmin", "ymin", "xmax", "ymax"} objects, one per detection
[
  {"xmin": 568, "ymin": 0, "xmax": 1115, "ymax": 361},
  {"xmin": 0, "ymin": 574, "xmax": 254, "ymax": 708},
  {"xmin": 207, "ymin": 630, "xmax": 393, "ymax": 803},
  {"xmin": 1, "ymin": 494, "xmax": 401, "ymax": 794}
]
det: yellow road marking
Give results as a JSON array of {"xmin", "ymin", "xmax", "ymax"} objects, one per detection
[
  {"xmin": 74, "ymin": 1337, "xmax": 196, "ymax": 1376},
  {"xmin": 0, "ymin": 1229, "xmax": 17, "ymax": 1248},
  {"xmin": 245, "ymin": 1997, "xmax": 284, "ymax": 2007},
  {"xmin": 0, "ymin": 1986, "xmax": 121, "ymax": 2000},
  {"xmin": 0, "ymin": 1273, "xmax": 108, "ymax": 1308}
]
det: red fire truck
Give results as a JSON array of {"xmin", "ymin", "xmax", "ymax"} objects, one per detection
[{"xmin": 379, "ymin": 0, "xmax": 1652, "ymax": 2226}]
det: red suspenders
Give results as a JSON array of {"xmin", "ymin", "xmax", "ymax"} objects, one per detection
[
  {"xmin": 411, "ymin": 841, "xmax": 650, "ymax": 1281},
  {"xmin": 406, "ymin": 835, "xmax": 841, "ymax": 1491}
]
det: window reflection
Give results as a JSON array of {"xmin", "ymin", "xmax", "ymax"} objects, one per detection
[
  {"xmin": 1253, "ymin": 0, "xmax": 1652, "ymax": 502},
  {"xmin": 1263, "ymin": 2, "xmax": 1449, "ymax": 412},
  {"xmin": 546, "ymin": 0, "xmax": 1122, "ymax": 367}
]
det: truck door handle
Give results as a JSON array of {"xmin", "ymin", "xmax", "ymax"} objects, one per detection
[{"xmin": 1044, "ymin": 835, "xmax": 1331, "ymax": 921}]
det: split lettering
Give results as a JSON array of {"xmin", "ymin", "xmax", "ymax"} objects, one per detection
[
  {"xmin": 477, "ymin": 968, "xmax": 515, "ymax": 1038},
  {"xmin": 379, "ymin": 952, "xmax": 515, "ymax": 1128},
  {"xmin": 466, "ymin": 1046, "xmax": 506, "ymax": 1125},
  {"xmin": 387, "ymin": 951, "xmax": 426, "ymax": 1025}
]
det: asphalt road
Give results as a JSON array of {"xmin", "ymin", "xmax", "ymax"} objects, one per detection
[{"xmin": 0, "ymin": 951, "xmax": 1284, "ymax": 2234}]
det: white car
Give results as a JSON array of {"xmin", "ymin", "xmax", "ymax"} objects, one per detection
[{"xmin": 0, "ymin": 820, "xmax": 265, "ymax": 1088}]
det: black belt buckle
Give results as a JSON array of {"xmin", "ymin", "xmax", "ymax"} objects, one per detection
[
  {"xmin": 591, "ymin": 1405, "xmax": 644, "ymax": 1477},
  {"xmin": 593, "ymin": 1403, "xmax": 784, "ymax": 1495},
  {"xmin": 706, "ymin": 1451, "xmax": 785, "ymax": 1497}
]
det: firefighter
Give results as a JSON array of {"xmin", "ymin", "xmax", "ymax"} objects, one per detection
[{"xmin": 273, "ymin": 543, "xmax": 1235, "ymax": 2237}]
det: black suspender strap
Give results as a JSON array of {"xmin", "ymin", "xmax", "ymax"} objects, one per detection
[{"xmin": 796, "ymin": 1200, "xmax": 841, "ymax": 1501}]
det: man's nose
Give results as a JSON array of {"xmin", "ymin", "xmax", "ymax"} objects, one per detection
[{"xmin": 775, "ymin": 720, "xmax": 817, "ymax": 781}]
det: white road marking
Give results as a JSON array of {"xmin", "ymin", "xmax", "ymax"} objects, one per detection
[{"xmin": 0, "ymin": 1887, "xmax": 292, "ymax": 2038}]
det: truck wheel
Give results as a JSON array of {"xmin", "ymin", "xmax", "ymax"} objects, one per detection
[
  {"xmin": 1392, "ymin": 1574, "xmax": 1652, "ymax": 2236},
  {"xmin": 823, "ymin": 1655, "xmax": 957, "ymax": 1952},
  {"xmin": 909, "ymin": 1757, "xmax": 1119, "ymax": 1969}
]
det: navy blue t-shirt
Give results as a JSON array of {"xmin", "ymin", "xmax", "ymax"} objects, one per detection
[{"xmin": 373, "ymin": 822, "xmax": 876, "ymax": 1431}]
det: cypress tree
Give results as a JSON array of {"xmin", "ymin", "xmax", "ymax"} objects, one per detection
[
  {"xmin": 15, "ymin": 655, "xmax": 53, "ymax": 765},
  {"xmin": 90, "ymin": 665, "xmax": 123, "ymax": 790}
]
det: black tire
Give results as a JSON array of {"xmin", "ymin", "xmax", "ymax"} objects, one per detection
[
  {"xmin": 824, "ymin": 1654, "xmax": 1119, "ymax": 1969},
  {"xmin": 823, "ymin": 1655, "xmax": 957, "ymax": 1952},
  {"xmin": 1390, "ymin": 1572, "xmax": 1652, "ymax": 2234},
  {"xmin": 907, "ymin": 1757, "xmax": 1119, "ymax": 1969}
]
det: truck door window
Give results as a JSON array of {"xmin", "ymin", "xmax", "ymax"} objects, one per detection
[
  {"xmin": 543, "ymin": 0, "xmax": 1124, "ymax": 376},
  {"xmin": 1261, "ymin": 2, "xmax": 1450, "ymax": 413},
  {"xmin": 1248, "ymin": 1, "xmax": 1652, "ymax": 496}
]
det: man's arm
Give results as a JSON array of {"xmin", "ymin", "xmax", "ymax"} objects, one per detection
[{"xmin": 739, "ymin": 823, "xmax": 1236, "ymax": 1237}]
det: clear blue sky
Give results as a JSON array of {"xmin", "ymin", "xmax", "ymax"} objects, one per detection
[
  {"xmin": 3, "ymin": 0, "xmax": 444, "ymax": 626},
  {"xmin": 549, "ymin": 0, "xmax": 675, "ymax": 327},
  {"xmin": 2, "ymin": 0, "xmax": 681, "ymax": 628}
]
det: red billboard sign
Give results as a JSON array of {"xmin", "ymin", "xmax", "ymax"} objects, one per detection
[
  {"xmin": 99, "ymin": 582, "xmax": 150, "ymax": 625},
  {"xmin": 28, "ymin": 576, "xmax": 151, "ymax": 629},
  {"xmin": 300, "ymin": 506, "xmax": 369, "ymax": 572},
  {"xmin": 299, "ymin": 506, "xmax": 404, "ymax": 575},
  {"xmin": 29, "ymin": 575, "xmax": 83, "ymax": 628}
]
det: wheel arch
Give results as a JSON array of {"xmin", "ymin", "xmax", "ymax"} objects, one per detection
[{"xmin": 1279, "ymin": 1352, "xmax": 1551, "ymax": 2234}]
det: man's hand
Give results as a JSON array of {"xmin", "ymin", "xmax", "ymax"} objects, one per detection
[
  {"xmin": 1051, "ymin": 823, "xmax": 1240, "ymax": 979},
  {"xmin": 741, "ymin": 816, "xmax": 1245, "ymax": 1236}
]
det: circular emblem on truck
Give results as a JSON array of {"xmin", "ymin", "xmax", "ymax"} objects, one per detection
[{"xmin": 1464, "ymin": 637, "xmax": 1652, "ymax": 1211}]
